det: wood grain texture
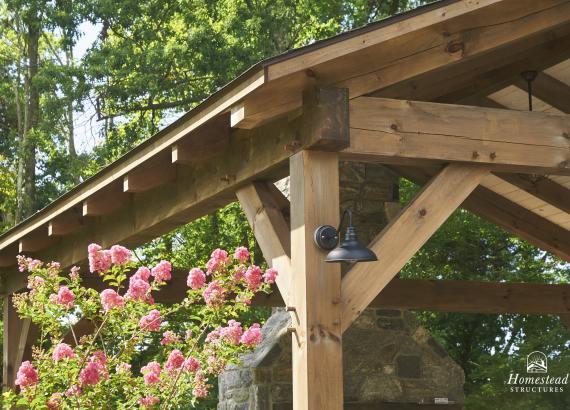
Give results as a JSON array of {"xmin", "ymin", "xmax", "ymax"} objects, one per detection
[
  {"xmin": 236, "ymin": 182, "xmax": 292, "ymax": 305},
  {"xmin": 290, "ymin": 150, "xmax": 343, "ymax": 410},
  {"xmin": 345, "ymin": 97, "xmax": 570, "ymax": 174},
  {"xmin": 341, "ymin": 164, "xmax": 489, "ymax": 333},
  {"xmin": 2, "ymin": 297, "xmax": 30, "ymax": 391},
  {"xmin": 497, "ymin": 173, "xmax": 570, "ymax": 214}
]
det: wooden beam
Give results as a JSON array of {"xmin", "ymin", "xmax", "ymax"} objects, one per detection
[
  {"xmin": 48, "ymin": 209, "xmax": 84, "ymax": 237},
  {"xmin": 345, "ymin": 97, "xmax": 570, "ymax": 174},
  {"xmin": 18, "ymin": 226, "xmax": 54, "ymax": 253},
  {"xmin": 395, "ymin": 166, "xmax": 570, "ymax": 262},
  {"xmin": 240, "ymin": 0, "xmax": 570, "ymax": 128},
  {"xmin": 82, "ymin": 182, "xmax": 130, "ymax": 217},
  {"xmin": 290, "ymin": 150, "xmax": 343, "ymax": 410},
  {"xmin": 497, "ymin": 173, "xmax": 570, "ymax": 214},
  {"xmin": 376, "ymin": 279, "xmax": 570, "ymax": 315},
  {"xmin": 236, "ymin": 182, "xmax": 292, "ymax": 304},
  {"xmin": 171, "ymin": 114, "xmax": 230, "ymax": 164},
  {"xmin": 2, "ymin": 296, "xmax": 30, "ymax": 392},
  {"xmin": 123, "ymin": 152, "xmax": 177, "ymax": 193},
  {"xmin": 515, "ymin": 72, "xmax": 570, "ymax": 114},
  {"xmin": 341, "ymin": 164, "xmax": 489, "ymax": 333}
]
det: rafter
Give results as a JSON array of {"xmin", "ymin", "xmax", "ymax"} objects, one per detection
[{"xmin": 341, "ymin": 164, "xmax": 490, "ymax": 333}]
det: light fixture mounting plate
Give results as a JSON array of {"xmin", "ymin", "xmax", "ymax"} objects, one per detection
[{"xmin": 314, "ymin": 225, "xmax": 339, "ymax": 250}]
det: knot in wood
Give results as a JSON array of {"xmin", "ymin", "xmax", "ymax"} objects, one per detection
[
  {"xmin": 446, "ymin": 41, "xmax": 464, "ymax": 54},
  {"xmin": 305, "ymin": 68, "xmax": 316, "ymax": 78},
  {"xmin": 390, "ymin": 123, "xmax": 398, "ymax": 131},
  {"xmin": 489, "ymin": 152, "xmax": 497, "ymax": 160},
  {"xmin": 563, "ymin": 132, "xmax": 570, "ymax": 139},
  {"xmin": 472, "ymin": 151, "xmax": 479, "ymax": 159},
  {"xmin": 419, "ymin": 208, "xmax": 427, "ymax": 217}
]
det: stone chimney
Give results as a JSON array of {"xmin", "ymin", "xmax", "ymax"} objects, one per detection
[{"xmin": 218, "ymin": 163, "xmax": 464, "ymax": 409}]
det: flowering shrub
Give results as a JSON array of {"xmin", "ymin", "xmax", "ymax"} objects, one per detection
[{"xmin": 3, "ymin": 245, "xmax": 276, "ymax": 409}]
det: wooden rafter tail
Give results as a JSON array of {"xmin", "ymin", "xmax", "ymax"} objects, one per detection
[
  {"xmin": 341, "ymin": 164, "xmax": 490, "ymax": 333},
  {"xmin": 236, "ymin": 182, "xmax": 292, "ymax": 305}
]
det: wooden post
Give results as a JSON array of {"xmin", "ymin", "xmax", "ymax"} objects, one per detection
[
  {"xmin": 290, "ymin": 150, "xmax": 343, "ymax": 410},
  {"xmin": 2, "ymin": 295, "xmax": 30, "ymax": 392}
]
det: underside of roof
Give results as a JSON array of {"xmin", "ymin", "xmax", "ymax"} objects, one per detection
[{"xmin": 2, "ymin": 0, "xmax": 570, "ymax": 284}]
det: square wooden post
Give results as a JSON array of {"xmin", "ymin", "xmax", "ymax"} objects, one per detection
[
  {"xmin": 3, "ymin": 295, "xmax": 31, "ymax": 392},
  {"xmin": 290, "ymin": 150, "xmax": 343, "ymax": 410}
]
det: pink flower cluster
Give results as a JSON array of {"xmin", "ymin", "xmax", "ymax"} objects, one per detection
[
  {"xmin": 220, "ymin": 320, "xmax": 243, "ymax": 345},
  {"xmin": 187, "ymin": 268, "xmax": 206, "ymax": 289},
  {"xmin": 203, "ymin": 280, "xmax": 225, "ymax": 307},
  {"xmin": 263, "ymin": 268, "xmax": 278, "ymax": 284},
  {"xmin": 160, "ymin": 330, "xmax": 179, "ymax": 346},
  {"xmin": 79, "ymin": 351, "xmax": 108, "ymax": 386},
  {"xmin": 141, "ymin": 361, "xmax": 161, "ymax": 385},
  {"xmin": 126, "ymin": 267, "xmax": 152, "ymax": 302},
  {"xmin": 241, "ymin": 323, "xmax": 263, "ymax": 346},
  {"xmin": 206, "ymin": 248, "xmax": 230, "ymax": 274},
  {"xmin": 17, "ymin": 255, "xmax": 42, "ymax": 273},
  {"xmin": 139, "ymin": 395, "xmax": 160, "ymax": 408},
  {"xmin": 139, "ymin": 309, "xmax": 161, "ymax": 332},
  {"xmin": 244, "ymin": 265, "xmax": 262, "ymax": 291},
  {"xmin": 54, "ymin": 286, "xmax": 75, "ymax": 309},
  {"xmin": 15, "ymin": 361, "xmax": 38, "ymax": 389},
  {"xmin": 165, "ymin": 349, "xmax": 185, "ymax": 372},
  {"xmin": 47, "ymin": 393, "xmax": 62, "ymax": 410},
  {"xmin": 151, "ymin": 260, "xmax": 172, "ymax": 282},
  {"xmin": 52, "ymin": 343, "xmax": 75, "ymax": 362},
  {"xmin": 233, "ymin": 246, "xmax": 250, "ymax": 263},
  {"xmin": 193, "ymin": 371, "xmax": 209, "ymax": 398},
  {"xmin": 88, "ymin": 243, "xmax": 112, "ymax": 273},
  {"xmin": 100, "ymin": 289, "xmax": 125, "ymax": 312},
  {"xmin": 184, "ymin": 356, "xmax": 200, "ymax": 372},
  {"xmin": 109, "ymin": 245, "xmax": 132, "ymax": 265}
]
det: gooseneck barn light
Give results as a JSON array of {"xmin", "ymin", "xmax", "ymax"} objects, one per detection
[{"xmin": 313, "ymin": 208, "xmax": 378, "ymax": 263}]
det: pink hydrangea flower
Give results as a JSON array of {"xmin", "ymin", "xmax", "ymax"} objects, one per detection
[
  {"xmin": 220, "ymin": 320, "xmax": 243, "ymax": 345},
  {"xmin": 183, "ymin": 356, "xmax": 200, "ymax": 372},
  {"xmin": 139, "ymin": 309, "xmax": 161, "ymax": 331},
  {"xmin": 88, "ymin": 243, "xmax": 112, "ymax": 273},
  {"xmin": 27, "ymin": 275, "xmax": 45, "ymax": 290},
  {"xmin": 233, "ymin": 246, "xmax": 250, "ymax": 263},
  {"xmin": 52, "ymin": 343, "xmax": 75, "ymax": 362},
  {"xmin": 203, "ymin": 280, "xmax": 225, "ymax": 307},
  {"xmin": 193, "ymin": 371, "xmax": 209, "ymax": 398},
  {"xmin": 187, "ymin": 268, "xmax": 206, "ymax": 289},
  {"xmin": 206, "ymin": 248, "xmax": 230, "ymax": 274},
  {"xmin": 233, "ymin": 265, "xmax": 246, "ymax": 281},
  {"xmin": 55, "ymin": 286, "xmax": 75, "ymax": 309},
  {"xmin": 205, "ymin": 328, "xmax": 221, "ymax": 344},
  {"xmin": 139, "ymin": 396, "xmax": 160, "ymax": 408},
  {"xmin": 100, "ymin": 289, "xmax": 125, "ymax": 312},
  {"xmin": 15, "ymin": 361, "xmax": 38, "ymax": 389},
  {"xmin": 79, "ymin": 361, "xmax": 100, "ymax": 386},
  {"xmin": 160, "ymin": 330, "xmax": 179, "ymax": 346},
  {"xmin": 126, "ymin": 276, "xmax": 151, "ymax": 301},
  {"xmin": 65, "ymin": 385, "xmax": 82, "ymax": 397},
  {"xmin": 263, "ymin": 268, "xmax": 278, "ymax": 284},
  {"xmin": 244, "ymin": 265, "xmax": 262, "ymax": 291},
  {"xmin": 241, "ymin": 323, "xmax": 263, "ymax": 346},
  {"xmin": 165, "ymin": 349, "xmax": 185, "ymax": 372},
  {"xmin": 141, "ymin": 361, "xmax": 161, "ymax": 385},
  {"xmin": 151, "ymin": 260, "xmax": 172, "ymax": 282},
  {"xmin": 135, "ymin": 266, "xmax": 151, "ymax": 281},
  {"xmin": 109, "ymin": 245, "xmax": 132, "ymax": 265},
  {"xmin": 69, "ymin": 266, "xmax": 81, "ymax": 280}
]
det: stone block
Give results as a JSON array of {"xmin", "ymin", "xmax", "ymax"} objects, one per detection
[
  {"xmin": 397, "ymin": 355, "xmax": 422, "ymax": 379},
  {"xmin": 376, "ymin": 317, "xmax": 406, "ymax": 331}
]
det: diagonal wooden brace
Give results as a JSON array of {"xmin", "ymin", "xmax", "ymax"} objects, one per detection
[{"xmin": 340, "ymin": 164, "xmax": 490, "ymax": 333}]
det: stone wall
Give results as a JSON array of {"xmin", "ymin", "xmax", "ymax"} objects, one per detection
[{"xmin": 218, "ymin": 162, "xmax": 465, "ymax": 409}]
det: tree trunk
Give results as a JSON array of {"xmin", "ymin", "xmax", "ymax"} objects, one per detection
[{"xmin": 65, "ymin": 45, "xmax": 79, "ymax": 185}]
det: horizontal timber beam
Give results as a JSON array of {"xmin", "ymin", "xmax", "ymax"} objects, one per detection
[{"xmin": 344, "ymin": 97, "xmax": 570, "ymax": 175}]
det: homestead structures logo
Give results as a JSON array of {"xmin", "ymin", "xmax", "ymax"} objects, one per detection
[
  {"xmin": 505, "ymin": 351, "xmax": 568, "ymax": 393},
  {"xmin": 527, "ymin": 351, "xmax": 548, "ymax": 373}
]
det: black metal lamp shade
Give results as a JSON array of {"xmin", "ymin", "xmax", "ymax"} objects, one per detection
[
  {"xmin": 325, "ymin": 226, "xmax": 377, "ymax": 263},
  {"xmin": 313, "ymin": 208, "xmax": 378, "ymax": 264}
]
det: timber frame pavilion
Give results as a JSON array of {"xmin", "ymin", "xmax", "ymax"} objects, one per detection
[{"xmin": 2, "ymin": 0, "xmax": 570, "ymax": 407}]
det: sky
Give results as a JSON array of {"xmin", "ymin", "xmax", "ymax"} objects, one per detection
[{"xmin": 72, "ymin": 21, "xmax": 103, "ymax": 154}]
